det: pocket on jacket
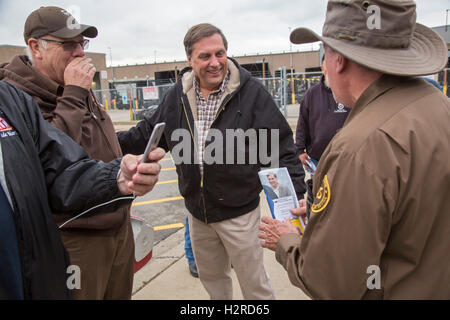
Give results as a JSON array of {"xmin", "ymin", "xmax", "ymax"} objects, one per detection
[{"xmin": 205, "ymin": 164, "xmax": 261, "ymax": 207}]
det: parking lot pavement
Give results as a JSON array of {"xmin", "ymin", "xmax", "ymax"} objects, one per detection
[
  {"xmin": 130, "ymin": 155, "xmax": 190, "ymax": 247},
  {"xmin": 132, "ymin": 198, "xmax": 311, "ymax": 300},
  {"xmin": 131, "ymin": 190, "xmax": 310, "ymax": 300}
]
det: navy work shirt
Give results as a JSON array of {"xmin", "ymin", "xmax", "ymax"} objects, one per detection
[{"xmin": 295, "ymin": 76, "xmax": 350, "ymax": 161}]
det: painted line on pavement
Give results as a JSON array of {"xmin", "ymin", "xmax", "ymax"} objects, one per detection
[
  {"xmin": 153, "ymin": 223, "xmax": 185, "ymax": 231},
  {"xmin": 156, "ymin": 179, "xmax": 178, "ymax": 185},
  {"xmin": 132, "ymin": 196, "xmax": 184, "ymax": 207}
]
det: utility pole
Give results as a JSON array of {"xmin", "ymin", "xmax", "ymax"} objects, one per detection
[
  {"xmin": 288, "ymin": 27, "xmax": 295, "ymax": 105},
  {"xmin": 108, "ymin": 47, "xmax": 114, "ymax": 86},
  {"xmin": 446, "ymin": 9, "xmax": 449, "ymax": 32},
  {"xmin": 262, "ymin": 57, "xmax": 266, "ymax": 81}
]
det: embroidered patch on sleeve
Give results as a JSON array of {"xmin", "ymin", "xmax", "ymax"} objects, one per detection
[
  {"xmin": 0, "ymin": 117, "xmax": 18, "ymax": 138},
  {"xmin": 311, "ymin": 175, "xmax": 331, "ymax": 213}
]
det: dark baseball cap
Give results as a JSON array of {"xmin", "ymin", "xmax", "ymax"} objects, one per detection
[{"xmin": 24, "ymin": 6, "xmax": 98, "ymax": 43}]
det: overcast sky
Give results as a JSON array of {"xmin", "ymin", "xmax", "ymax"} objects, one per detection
[{"xmin": 1, "ymin": 0, "xmax": 449, "ymax": 66}]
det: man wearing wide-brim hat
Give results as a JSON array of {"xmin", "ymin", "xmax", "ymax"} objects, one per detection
[{"xmin": 259, "ymin": 0, "xmax": 450, "ymax": 299}]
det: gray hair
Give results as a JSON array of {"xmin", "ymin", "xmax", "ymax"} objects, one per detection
[
  {"xmin": 25, "ymin": 39, "xmax": 48, "ymax": 66},
  {"xmin": 183, "ymin": 23, "xmax": 228, "ymax": 58},
  {"xmin": 25, "ymin": 46, "xmax": 34, "ymax": 65}
]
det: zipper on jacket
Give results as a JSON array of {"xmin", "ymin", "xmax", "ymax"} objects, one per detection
[
  {"xmin": 181, "ymin": 96, "xmax": 208, "ymax": 223},
  {"xmin": 86, "ymin": 95, "xmax": 98, "ymax": 120},
  {"xmin": 181, "ymin": 93, "xmax": 234, "ymax": 224},
  {"xmin": 201, "ymin": 94, "xmax": 234, "ymax": 222}
]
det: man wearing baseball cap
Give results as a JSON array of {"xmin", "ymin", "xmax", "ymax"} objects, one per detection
[
  {"xmin": 259, "ymin": 0, "xmax": 450, "ymax": 299},
  {"xmin": 0, "ymin": 6, "xmax": 136, "ymax": 299}
]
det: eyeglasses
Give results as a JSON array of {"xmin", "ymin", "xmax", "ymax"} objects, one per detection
[{"xmin": 39, "ymin": 38, "xmax": 89, "ymax": 51}]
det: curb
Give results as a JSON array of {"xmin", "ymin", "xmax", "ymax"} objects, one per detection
[{"xmin": 132, "ymin": 228, "xmax": 186, "ymax": 296}]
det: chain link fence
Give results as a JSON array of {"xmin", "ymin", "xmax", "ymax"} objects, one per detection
[
  {"xmin": 94, "ymin": 68, "xmax": 450, "ymax": 121},
  {"xmin": 92, "ymin": 71, "xmax": 322, "ymax": 121}
]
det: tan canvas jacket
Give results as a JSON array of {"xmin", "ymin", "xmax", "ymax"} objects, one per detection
[{"xmin": 276, "ymin": 75, "xmax": 450, "ymax": 299}]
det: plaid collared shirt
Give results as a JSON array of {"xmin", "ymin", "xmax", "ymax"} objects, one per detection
[{"xmin": 194, "ymin": 70, "xmax": 230, "ymax": 176}]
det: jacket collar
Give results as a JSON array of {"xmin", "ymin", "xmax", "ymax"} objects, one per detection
[
  {"xmin": 181, "ymin": 57, "xmax": 244, "ymax": 121},
  {"xmin": 344, "ymin": 74, "xmax": 401, "ymax": 126},
  {"xmin": 181, "ymin": 57, "xmax": 242, "ymax": 95}
]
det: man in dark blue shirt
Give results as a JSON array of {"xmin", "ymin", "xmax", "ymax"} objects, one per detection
[{"xmin": 295, "ymin": 56, "xmax": 350, "ymax": 168}]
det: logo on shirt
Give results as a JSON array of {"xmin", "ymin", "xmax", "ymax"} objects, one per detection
[
  {"xmin": 311, "ymin": 175, "xmax": 331, "ymax": 213},
  {"xmin": 0, "ymin": 117, "xmax": 18, "ymax": 138},
  {"xmin": 334, "ymin": 103, "xmax": 348, "ymax": 113}
]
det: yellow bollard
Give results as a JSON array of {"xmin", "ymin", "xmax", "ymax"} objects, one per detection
[
  {"xmin": 291, "ymin": 77, "xmax": 295, "ymax": 104},
  {"xmin": 444, "ymin": 69, "xmax": 448, "ymax": 96},
  {"xmin": 129, "ymin": 100, "xmax": 133, "ymax": 121},
  {"xmin": 104, "ymin": 99, "xmax": 109, "ymax": 111}
]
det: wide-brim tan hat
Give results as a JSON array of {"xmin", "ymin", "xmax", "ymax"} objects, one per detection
[{"xmin": 290, "ymin": 0, "xmax": 448, "ymax": 77}]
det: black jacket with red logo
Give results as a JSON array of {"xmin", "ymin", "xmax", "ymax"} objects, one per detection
[{"xmin": 0, "ymin": 81, "xmax": 131, "ymax": 299}]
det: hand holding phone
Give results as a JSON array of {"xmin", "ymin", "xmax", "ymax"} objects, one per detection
[
  {"xmin": 141, "ymin": 122, "xmax": 165, "ymax": 163},
  {"xmin": 304, "ymin": 156, "xmax": 317, "ymax": 175}
]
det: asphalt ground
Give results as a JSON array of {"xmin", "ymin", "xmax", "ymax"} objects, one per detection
[{"xmin": 131, "ymin": 156, "xmax": 187, "ymax": 245}]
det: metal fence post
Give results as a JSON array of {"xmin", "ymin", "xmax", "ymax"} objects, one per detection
[{"xmin": 282, "ymin": 67, "xmax": 287, "ymax": 117}]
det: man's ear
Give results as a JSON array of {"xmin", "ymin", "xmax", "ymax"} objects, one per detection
[
  {"xmin": 27, "ymin": 38, "xmax": 42, "ymax": 60},
  {"xmin": 336, "ymin": 53, "xmax": 347, "ymax": 74}
]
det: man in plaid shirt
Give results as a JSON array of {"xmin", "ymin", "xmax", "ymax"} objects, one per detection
[
  {"xmin": 194, "ymin": 69, "xmax": 230, "ymax": 176},
  {"xmin": 119, "ymin": 23, "xmax": 306, "ymax": 300}
]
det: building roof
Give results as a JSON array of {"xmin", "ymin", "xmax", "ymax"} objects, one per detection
[{"xmin": 432, "ymin": 26, "xmax": 450, "ymax": 44}]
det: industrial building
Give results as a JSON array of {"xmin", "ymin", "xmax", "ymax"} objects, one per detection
[
  {"xmin": 2, "ymin": 25, "xmax": 449, "ymax": 109},
  {"xmin": 0, "ymin": 44, "xmax": 320, "ymax": 89}
]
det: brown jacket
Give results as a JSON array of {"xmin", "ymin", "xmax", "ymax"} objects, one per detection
[
  {"xmin": 276, "ymin": 75, "xmax": 450, "ymax": 299},
  {"xmin": 0, "ymin": 55, "xmax": 128, "ymax": 232}
]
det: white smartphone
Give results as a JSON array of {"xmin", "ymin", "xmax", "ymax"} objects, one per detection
[{"xmin": 141, "ymin": 122, "xmax": 165, "ymax": 163}]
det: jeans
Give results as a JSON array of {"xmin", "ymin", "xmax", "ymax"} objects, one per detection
[{"xmin": 184, "ymin": 216, "xmax": 195, "ymax": 265}]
